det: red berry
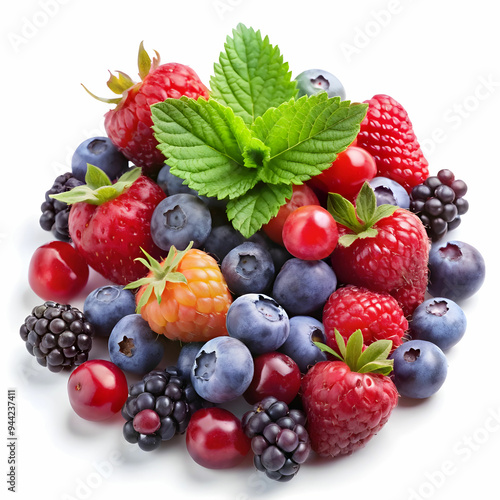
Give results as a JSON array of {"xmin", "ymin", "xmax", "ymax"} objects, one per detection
[
  {"xmin": 186, "ymin": 408, "xmax": 251, "ymax": 469},
  {"xmin": 308, "ymin": 146, "xmax": 377, "ymax": 201},
  {"xmin": 67, "ymin": 360, "xmax": 128, "ymax": 421},
  {"xmin": 262, "ymin": 184, "xmax": 319, "ymax": 245},
  {"xmin": 28, "ymin": 240, "xmax": 89, "ymax": 303},
  {"xmin": 243, "ymin": 352, "xmax": 301, "ymax": 405},
  {"xmin": 282, "ymin": 205, "xmax": 338, "ymax": 260},
  {"xmin": 357, "ymin": 94, "xmax": 429, "ymax": 193}
]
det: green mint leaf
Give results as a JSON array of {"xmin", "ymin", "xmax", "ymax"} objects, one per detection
[
  {"xmin": 253, "ymin": 95, "xmax": 368, "ymax": 185},
  {"xmin": 152, "ymin": 97, "xmax": 260, "ymax": 200},
  {"xmin": 226, "ymin": 182, "xmax": 292, "ymax": 238},
  {"xmin": 210, "ymin": 23, "xmax": 297, "ymax": 126},
  {"xmin": 242, "ymin": 137, "xmax": 271, "ymax": 170}
]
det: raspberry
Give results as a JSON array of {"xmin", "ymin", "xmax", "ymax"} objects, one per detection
[
  {"xmin": 241, "ymin": 397, "xmax": 311, "ymax": 481},
  {"xmin": 409, "ymin": 168, "xmax": 469, "ymax": 241},
  {"xmin": 323, "ymin": 285, "xmax": 408, "ymax": 353},
  {"xmin": 357, "ymin": 94, "xmax": 429, "ymax": 193},
  {"xmin": 121, "ymin": 367, "xmax": 206, "ymax": 452},
  {"xmin": 19, "ymin": 301, "xmax": 93, "ymax": 372},
  {"xmin": 39, "ymin": 172, "xmax": 84, "ymax": 241}
]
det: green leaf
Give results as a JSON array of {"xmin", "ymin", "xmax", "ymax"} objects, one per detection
[
  {"xmin": 344, "ymin": 330, "xmax": 364, "ymax": 370},
  {"xmin": 210, "ymin": 23, "xmax": 297, "ymax": 126},
  {"xmin": 152, "ymin": 97, "xmax": 260, "ymax": 200},
  {"xmin": 313, "ymin": 341, "xmax": 343, "ymax": 362},
  {"xmin": 356, "ymin": 182, "xmax": 377, "ymax": 225},
  {"xmin": 356, "ymin": 339, "xmax": 392, "ymax": 372},
  {"xmin": 327, "ymin": 193, "xmax": 363, "ymax": 230},
  {"xmin": 335, "ymin": 329, "xmax": 347, "ymax": 360},
  {"xmin": 242, "ymin": 137, "xmax": 271, "ymax": 170},
  {"xmin": 226, "ymin": 182, "xmax": 292, "ymax": 238},
  {"xmin": 85, "ymin": 164, "xmax": 112, "ymax": 190},
  {"xmin": 253, "ymin": 95, "xmax": 368, "ymax": 185}
]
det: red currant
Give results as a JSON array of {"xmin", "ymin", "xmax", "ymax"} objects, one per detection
[
  {"xmin": 28, "ymin": 240, "xmax": 89, "ymax": 303},
  {"xmin": 282, "ymin": 205, "xmax": 338, "ymax": 260},
  {"xmin": 243, "ymin": 352, "xmax": 301, "ymax": 405},
  {"xmin": 186, "ymin": 407, "xmax": 250, "ymax": 469},
  {"xmin": 67, "ymin": 360, "xmax": 128, "ymax": 421},
  {"xmin": 308, "ymin": 146, "xmax": 377, "ymax": 201},
  {"xmin": 262, "ymin": 184, "xmax": 319, "ymax": 245}
]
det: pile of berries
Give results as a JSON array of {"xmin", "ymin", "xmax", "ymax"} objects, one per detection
[{"xmin": 19, "ymin": 26, "xmax": 486, "ymax": 485}]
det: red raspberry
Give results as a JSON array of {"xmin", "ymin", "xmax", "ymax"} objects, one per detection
[
  {"xmin": 357, "ymin": 94, "xmax": 429, "ymax": 193},
  {"xmin": 323, "ymin": 285, "xmax": 408, "ymax": 353}
]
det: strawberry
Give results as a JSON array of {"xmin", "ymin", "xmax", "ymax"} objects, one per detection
[
  {"xmin": 323, "ymin": 285, "xmax": 408, "ymax": 353},
  {"xmin": 51, "ymin": 165, "xmax": 166, "ymax": 285},
  {"xmin": 301, "ymin": 330, "xmax": 398, "ymax": 458},
  {"xmin": 357, "ymin": 94, "xmax": 429, "ymax": 193},
  {"xmin": 328, "ymin": 183, "xmax": 430, "ymax": 316},
  {"xmin": 84, "ymin": 42, "xmax": 209, "ymax": 178},
  {"xmin": 125, "ymin": 243, "xmax": 232, "ymax": 343}
]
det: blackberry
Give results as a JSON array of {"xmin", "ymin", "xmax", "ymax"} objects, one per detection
[
  {"xmin": 39, "ymin": 172, "xmax": 84, "ymax": 241},
  {"xmin": 241, "ymin": 396, "xmax": 311, "ymax": 482},
  {"xmin": 410, "ymin": 169, "xmax": 469, "ymax": 241},
  {"xmin": 19, "ymin": 301, "xmax": 94, "ymax": 373},
  {"xmin": 122, "ymin": 366, "xmax": 206, "ymax": 452}
]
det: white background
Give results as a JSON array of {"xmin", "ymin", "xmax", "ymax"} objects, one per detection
[{"xmin": 2, "ymin": 1, "xmax": 499, "ymax": 499}]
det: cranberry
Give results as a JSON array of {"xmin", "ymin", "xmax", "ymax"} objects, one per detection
[
  {"xmin": 28, "ymin": 240, "xmax": 89, "ymax": 303},
  {"xmin": 185, "ymin": 408, "xmax": 251, "ymax": 469},
  {"xmin": 67, "ymin": 360, "xmax": 128, "ymax": 421},
  {"xmin": 243, "ymin": 352, "xmax": 301, "ymax": 405}
]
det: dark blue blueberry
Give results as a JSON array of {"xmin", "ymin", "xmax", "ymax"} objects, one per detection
[
  {"xmin": 190, "ymin": 336, "xmax": 254, "ymax": 403},
  {"xmin": 272, "ymin": 259, "xmax": 337, "ymax": 316},
  {"xmin": 410, "ymin": 297, "xmax": 467, "ymax": 351},
  {"xmin": 108, "ymin": 314, "xmax": 165, "ymax": 375},
  {"xmin": 83, "ymin": 285, "xmax": 136, "ymax": 337},
  {"xmin": 428, "ymin": 240, "xmax": 485, "ymax": 302},
  {"xmin": 369, "ymin": 176, "xmax": 410, "ymax": 209},
  {"xmin": 204, "ymin": 224, "xmax": 246, "ymax": 262},
  {"xmin": 278, "ymin": 316, "xmax": 327, "ymax": 373},
  {"xmin": 150, "ymin": 193, "xmax": 212, "ymax": 250},
  {"xmin": 390, "ymin": 340, "xmax": 448, "ymax": 399},
  {"xmin": 221, "ymin": 242, "xmax": 275, "ymax": 296},
  {"xmin": 226, "ymin": 294, "xmax": 290, "ymax": 355},
  {"xmin": 295, "ymin": 69, "xmax": 346, "ymax": 100},
  {"xmin": 176, "ymin": 341, "xmax": 205, "ymax": 381},
  {"xmin": 71, "ymin": 137, "xmax": 128, "ymax": 182}
]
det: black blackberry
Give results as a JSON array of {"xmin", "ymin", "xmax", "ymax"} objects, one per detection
[
  {"xmin": 410, "ymin": 169, "xmax": 469, "ymax": 241},
  {"xmin": 241, "ymin": 396, "xmax": 311, "ymax": 482},
  {"xmin": 19, "ymin": 301, "xmax": 94, "ymax": 373},
  {"xmin": 122, "ymin": 366, "xmax": 206, "ymax": 452},
  {"xmin": 39, "ymin": 172, "xmax": 84, "ymax": 241}
]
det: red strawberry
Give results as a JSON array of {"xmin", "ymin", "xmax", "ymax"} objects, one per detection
[
  {"xmin": 301, "ymin": 330, "xmax": 398, "ymax": 457},
  {"xmin": 357, "ymin": 94, "xmax": 429, "ymax": 193},
  {"xmin": 51, "ymin": 166, "xmax": 166, "ymax": 285},
  {"xmin": 84, "ymin": 43, "xmax": 209, "ymax": 178},
  {"xmin": 328, "ymin": 183, "xmax": 430, "ymax": 316},
  {"xmin": 323, "ymin": 285, "xmax": 408, "ymax": 353}
]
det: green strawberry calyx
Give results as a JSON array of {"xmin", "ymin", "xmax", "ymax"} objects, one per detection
[
  {"xmin": 315, "ymin": 329, "xmax": 394, "ymax": 376},
  {"xmin": 327, "ymin": 182, "xmax": 399, "ymax": 247},
  {"xmin": 124, "ymin": 242, "xmax": 193, "ymax": 313},
  {"xmin": 82, "ymin": 41, "xmax": 160, "ymax": 105},
  {"xmin": 50, "ymin": 165, "xmax": 141, "ymax": 205}
]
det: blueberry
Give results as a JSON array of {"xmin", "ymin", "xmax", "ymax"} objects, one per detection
[
  {"xmin": 272, "ymin": 259, "xmax": 337, "ymax": 316},
  {"xmin": 83, "ymin": 285, "xmax": 136, "ymax": 337},
  {"xmin": 71, "ymin": 137, "xmax": 129, "ymax": 182},
  {"xmin": 278, "ymin": 316, "xmax": 327, "ymax": 373},
  {"xmin": 108, "ymin": 314, "xmax": 165, "ymax": 375},
  {"xmin": 295, "ymin": 69, "xmax": 346, "ymax": 100},
  {"xmin": 226, "ymin": 294, "xmax": 290, "ymax": 355},
  {"xmin": 204, "ymin": 224, "xmax": 246, "ymax": 261},
  {"xmin": 428, "ymin": 240, "xmax": 485, "ymax": 301},
  {"xmin": 190, "ymin": 336, "xmax": 254, "ymax": 403},
  {"xmin": 176, "ymin": 341, "xmax": 204, "ymax": 381},
  {"xmin": 390, "ymin": 340, "xmax": 448, "ymax": 399},
  {"xmin": 410, "ymin": 297, "xmax": 467, "ymax": 351},
  {"xmin": 150, "ymin": 193, "xmax": 212, "ymax": 250},
  {"xmin": 221, "ymin": 242, "xmax": 275, "ymax": 296},
  {"xmin": 369, "ymin": 177, "xmax": 410, "ymax": 209}
]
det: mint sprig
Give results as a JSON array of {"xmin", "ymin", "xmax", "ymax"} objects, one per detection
[
  {"xmin": 152, "ymin": 24, "xmax": 368, "ymax": 237},
  {"xmin": 210, "ymin": 23, "xmax": 298, "ymax": 126}
]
